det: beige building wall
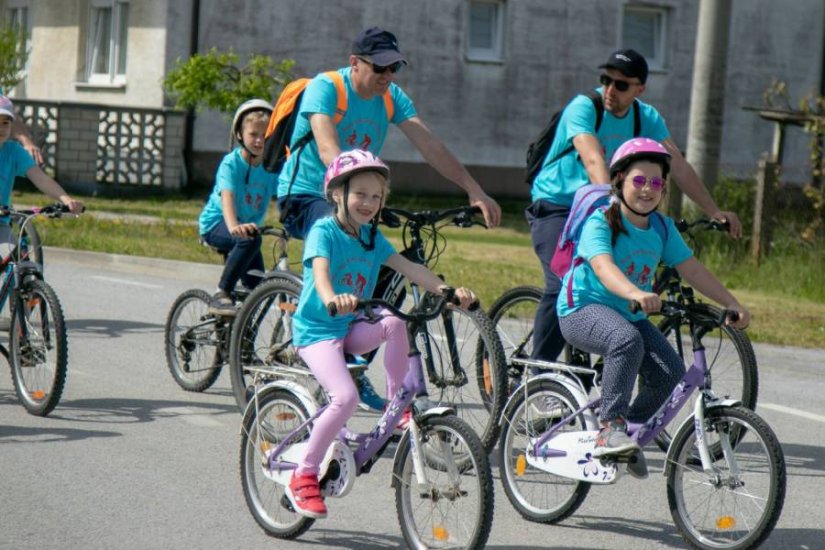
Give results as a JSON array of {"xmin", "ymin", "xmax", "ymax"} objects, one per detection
[{"xmin": 6, "ymin": 0, "xmax": 168, "ymax": 108}]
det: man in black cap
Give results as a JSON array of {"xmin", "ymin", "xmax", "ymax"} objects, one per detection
[
  {"xmin": 275, "ymin": 26, "xmax": 501, "ymax": 414},
  {"xmin": 524, "ymin": 48, "xmax": 742, "ymax": 367},
  {"xmin": 276, "ymin": 26, "xmax": 501, "ymax": 241}
]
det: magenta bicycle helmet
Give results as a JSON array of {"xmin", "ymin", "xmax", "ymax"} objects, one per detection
[
  {"xmin": 324, "ymin": 149, "xmax": 390, "ymax": 198},
  {"xmin": 609, "ymin": 137, "xmax": 671, "ymax": 180}
]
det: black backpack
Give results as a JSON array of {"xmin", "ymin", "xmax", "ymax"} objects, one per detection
[{"xmin": 525, "ymin": 91, "xmax": 640, "ymax": 185}]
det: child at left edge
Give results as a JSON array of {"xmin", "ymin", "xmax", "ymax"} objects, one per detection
[
  {"xmin": 0, "ymin": 95, "xmax": 84, "ymax": 243},
  {"xmin": 285, "ymin": 149, "xmax": 477, "ymax": 519}
]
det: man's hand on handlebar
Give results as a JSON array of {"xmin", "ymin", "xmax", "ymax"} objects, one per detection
[
  {"xmin": 710, "ymin": 210, "xmax": 742, "ymax": 239},
  {"xmin": 468, "ymin": 191, "xmax": 501, "ymax": 228}
]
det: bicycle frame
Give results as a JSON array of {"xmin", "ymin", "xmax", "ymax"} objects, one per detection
[{"xmin": 528, "ymin": 309, "xmax": 737, "ymax": 472}]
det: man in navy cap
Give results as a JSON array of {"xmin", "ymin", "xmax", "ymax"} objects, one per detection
[
  {"xmin": 276, "ymin": 26, "xmax": 501, "ymax": 241},
  {"xmin": 525, "ymin": 48, "xmax": 742, "ymax": 367},
  {"xmin": 276, "ymin": 27, "xmax": 501, "ymax": 412}
]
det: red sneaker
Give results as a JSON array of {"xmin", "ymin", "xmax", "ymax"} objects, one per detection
[
  {"xmin": 395, "ymin": 408, "xmax": 412, "ymax": 434},
  {"xmin": 287, "ymin": 472, "xmax": 327, "ymax": 519}
]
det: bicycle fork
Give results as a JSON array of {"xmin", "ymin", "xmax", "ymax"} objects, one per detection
[{"xmin": 692, "ymin": 394, "xmax": 742, "ymax": 480}]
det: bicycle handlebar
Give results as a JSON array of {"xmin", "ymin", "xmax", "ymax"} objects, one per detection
[
  {"xmin": 380, "ymin": 205, "xmax": 485, "ymax": 230},
  {"xmin": 0, "ymin": 203, "xmax": 86, "ymax": 218},
  {"xmin": 255, "ymin": 225, "xmax": 289, "ymax": 240},
  {"xmin": 674, "ymin": 218, "xmax": 729, "ymax": 234},
  {"xmin": 327, "ymin": 286, "xmax": 479, "ymax": 321},
  {"xmin": 630, "ymin": 299, "xmax": 739, "ymax": 325}
]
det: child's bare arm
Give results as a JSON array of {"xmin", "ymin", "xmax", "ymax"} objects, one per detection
[
  {"xmin": 384, "ymin": 253, "xmax": 476, "ymax": 308},
  {"xmin": 676, "ymin": 257, "xmax": 750, "ymax": 328},
  {"xmin": 220, "ymin": 190, "xmax": 256, "ymax": 237},
  {"xmin": 25, "ymin": 166, "xmax": 83, "ymax": 213}
]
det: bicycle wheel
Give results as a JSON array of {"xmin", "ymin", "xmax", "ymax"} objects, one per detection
[
  {"xmin": 8, "ymin": 279, "xmax": 68, "ymax": 416},
  {"xmin": 421, "ymin": 298, "xmax": 507, "ymax": 454},
  {"xmin": 394, "ymin": 414, "xmax": 493, "ymax": 550},
  {"xmin": 499, "ymin": 379, "xmax": 590, "ymax": 523},
  {"xmin": 654, "ymin": 303, "xmax": 758, "ymax": 451},
  {"xmin": 487, "ymin": 285, "xmax": 542, "ymax": 393},
  {"xmin": 240, "ymin": 387, "xmax": 314, "ymax": 539},
  {"xmin": 164, "ymin": 289, "xmax": 223, "ymax": 392},
  {"xmin": 229, "ymin": 278, "xmax": 302, "ymax": 412},
  {"xmin": 667, "ymin": 406, "xmax": 785, "ymax": 550}
]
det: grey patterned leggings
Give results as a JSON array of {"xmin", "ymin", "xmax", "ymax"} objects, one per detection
[{"xmin": 559, "ymin": 303, "xmax": 684, "ymax": 423}]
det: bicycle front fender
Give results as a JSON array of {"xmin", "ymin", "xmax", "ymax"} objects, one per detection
[
  {"xmin": 389, "ymin": 408, "xmax": 454, "ymax": 489},
  {"xmin": 15, "ymin": 260, "xmax": 43, "ymax": 281}
]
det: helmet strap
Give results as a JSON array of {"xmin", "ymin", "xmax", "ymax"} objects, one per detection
[{"xmin": 618, "ymin": 189, "xmax": 654, "ymax": 218}]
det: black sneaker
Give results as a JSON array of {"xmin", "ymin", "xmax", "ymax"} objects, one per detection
[
  {"xmin": 208, "ymin": 290, "xmax": 237, "ymax": 317},
  {"xmin": 592, "ymin": 418, "xmax": 640, "ymax": 457}
]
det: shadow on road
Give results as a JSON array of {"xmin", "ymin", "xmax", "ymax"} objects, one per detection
[
  {"xmin": 781, "ymin": 442, "xmax": 825, "ymax": 475},
  {"xmin": 32, "ymin": 396, "xmax": 237, "ymax": 425},
  {"xmin": 66, "ymin": 318, "xmax": 163, "ymax": 338},
  {"xmin": 0, "ymin": 422, "xmax": 121, "ymax": 443}
]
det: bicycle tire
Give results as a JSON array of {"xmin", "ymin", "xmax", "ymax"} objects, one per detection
[
  {"xmin": 422, "ymin": 296, "xmax": 507, "ymax": 454},
  {"xmin": 394, "ymin": 414, "xmax": 494, "ymax": 550},
  {"xmin": 164, "ymin": 288, "xmax": 223, "ymax": 392},
  {"xmin": 487, "ymin": 285, "xmax": 542, "ymax": 393},
  {"xmin": 229, "ymin": 278, "xmax": 302, "ymax": 412},
  {"xmin": 499, "ymin": 378, "xmax": 591, "ymax": 523},
  {"xmin": 654, "ymin": 303, "xmax": 758, "ymax": 452},
  {"xmin": 240, "ymin": 387, "xmax": 314, "ymax": 539},
  {"xmin": 9, "ymin": 278, "xmax": 68, "ymax": 416},
  {"xmin": 667, "ymin": 406, "xmax": 785, "ymax": 550}
]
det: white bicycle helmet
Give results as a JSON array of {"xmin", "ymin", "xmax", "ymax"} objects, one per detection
[{"xmin": 229, "ymin": 98, "xmax": 273, "ymax": 151}]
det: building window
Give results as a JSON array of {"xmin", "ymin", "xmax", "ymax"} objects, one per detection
[
  {"xmin": 467, "ymin": 0, "xmax": 505, "ymax": 62},
  {"xmin": 6, "ymin": 2, "xmax": 30, "ymax": 95},
  {"xmin": 622, "ymin": 5, "xmax": 668, "ymax": 70},
  {"xmin": 86, "ymin": 0, "xmax": 129, "ymax": 85}
]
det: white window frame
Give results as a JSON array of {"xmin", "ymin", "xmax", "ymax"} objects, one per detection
[
  {"xmin": 621, "ymin": 4, "xmax": 668, "ymax": 71},
  {"xmin": 6, "ymin": 0, "xmax": 31, "ymax": 96},
  {"xmin": 467, "ymin": 0, "xmax": 505, "ymax": 62},
  {"xmin": 85, "ymin": 0, "xmax": 129, "ymax": 86}
]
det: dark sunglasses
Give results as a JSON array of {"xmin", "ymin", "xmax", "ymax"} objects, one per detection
[
  {"xmin": 357, "ymin": 56, "xmax": 404, "ymax": 75},
  {"xmin": 600, "ymin": 73, "xmax": 636, "ymax": 92},
  {"xmin": 630, "ymin": 174, "xmax": 665, "ymax": 190}
]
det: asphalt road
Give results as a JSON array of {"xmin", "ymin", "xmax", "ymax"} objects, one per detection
[{"xmin": 1, "ymin": 249, "xmax": 823, "ymax": 549}]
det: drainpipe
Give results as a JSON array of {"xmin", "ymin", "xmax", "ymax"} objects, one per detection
[{"xmin": 183, "ymin": 0, "xmax": 201, "ymax": 190}]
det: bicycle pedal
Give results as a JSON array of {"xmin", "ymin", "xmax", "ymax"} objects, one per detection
[{"xmin": 280, "ymin": 493, "xmax": 296, "ymax": 513}]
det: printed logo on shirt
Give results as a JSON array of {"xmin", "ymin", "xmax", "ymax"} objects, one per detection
[{"xmin": 339, "ymin": 272, "xmax": 368, "ymax": 297}]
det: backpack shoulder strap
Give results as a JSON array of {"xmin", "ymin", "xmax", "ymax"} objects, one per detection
[
  {"xmin": 382, "ymin": 89, "xmax": 394, "ymax": 122},
  {"xmin": 324, "ymin": 70, "xmax": 347, "ymax": 124},
  {"xmin": 586, "ymin": 91, "xmax": 605, "ymax": 133},
  {"xmin": 650, "ymin": 211, "xmax": 669, "ymax": 246},
  {"xmin": 632, "ymin": 99, "xmax": 641, "ymax": 136}
]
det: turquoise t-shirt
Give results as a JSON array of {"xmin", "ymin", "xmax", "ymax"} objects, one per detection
[
  {"xmin": 0, "ymin": 140, "xmax": 36, "ymax": 224},
  {"xmin": 531, "ymin": 90, "xmax": 670, "ymax": 206},
  {"xmin": 277, "ymin": 67, "xmax": 417, "ymax": 199},
  {"xmin": 293, "ymin": 216, "xmax": 396, "ymax": 347},
  {"xmin": 198, "ymin": 147, "xmax": 279, "ymax": 235},
  {"xmin": 557, "ymin": 209, "xmax": 693, "ymax": 321}
]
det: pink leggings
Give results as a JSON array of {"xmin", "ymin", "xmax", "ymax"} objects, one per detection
[{"xmin": 295, "ymin": 312, "xmax": 408, "ymax": 476}]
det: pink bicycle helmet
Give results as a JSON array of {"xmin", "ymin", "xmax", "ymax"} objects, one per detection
[
  {"xmin": 324, "ymin": 149, "xmax": 390, "ymax": 197},
  {"xmin": 609, "ymin": 137, "xmax": 671, "ymax": 180}
]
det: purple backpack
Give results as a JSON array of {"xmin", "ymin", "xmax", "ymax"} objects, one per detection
[{"xmin": 550, "ymin": 184, "xmax": 668, "ymax": 279}]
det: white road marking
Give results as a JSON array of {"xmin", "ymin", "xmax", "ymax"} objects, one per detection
[
  {"xmin": 90, "ymin": 275, "xmax": 163, "ymax": 290},
  {"xmin": 760, "ymin": 402, "xmax": 825, "ymax": 423}
]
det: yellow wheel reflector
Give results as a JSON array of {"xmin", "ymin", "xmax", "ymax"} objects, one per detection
[
  {"xmin": 32, "ymin": 390, "xmax": 46, "ymax": 400},
  {"xmin": 278, "ymin": 302, "xmax": 297, "ymax": 313},
  {"xmin": 274, "ymin": 412, "xmax": 296, "ymax": 421},
  {"xmin": 716, "ymin": 516, "xmax": 736, "ymax": 530},
  {"xmin": 516, "ymin": 454, "xmax": 527, "ymax": 476},
  {"xmin": 483, "ymin": 358, "xmax": 492, "ymax": 395},
  {"xmin": 432, "ymin": 525, "xmax": 449, "ymax": 541}
]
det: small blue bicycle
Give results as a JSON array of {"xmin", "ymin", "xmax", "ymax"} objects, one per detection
[
  {"xmin": 239, "ymin": 286, "xmax": 494, "ymax": 549},
  {"xmin": 498, "ymin": 300, "xmax": 785, "ymax": 550}
]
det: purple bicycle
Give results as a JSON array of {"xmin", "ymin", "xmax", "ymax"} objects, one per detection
[
  {"xmin": 239, "ymin": 287, "xmax": 494, "ymax": 548},
  {"xmin": 498, "ymin": 300, "xmax": 785, "ymax": 550}
]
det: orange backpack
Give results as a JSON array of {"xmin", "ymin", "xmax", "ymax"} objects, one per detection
[{"xmin": 262, "ymin": 70, "xmax": 394, "ymax": 174}]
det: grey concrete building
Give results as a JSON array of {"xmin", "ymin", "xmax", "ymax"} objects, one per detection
[{"xmin": 3, "ymin": 0, "xmax": 823, "ymax": 196}]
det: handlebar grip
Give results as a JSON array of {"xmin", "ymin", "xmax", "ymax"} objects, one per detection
[
  {"xmin": 327, "ymin": 302, "xmax": 338, "ymax": 317},
  {"xmin": 467, "ymin": 300, "xmax": 480, "ymax": 312},
  {"xmin": 629, "ymin": 300, "xmax": 641, "ymax": 314}
]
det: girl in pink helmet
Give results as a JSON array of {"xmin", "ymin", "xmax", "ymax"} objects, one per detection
[
  {"xmin": 286, "ymin": 149, "xmax": 477, "ymax": 519},
  {"xmin": 556, "ymin": 138, "xmax": 750, "ymax": 475}
]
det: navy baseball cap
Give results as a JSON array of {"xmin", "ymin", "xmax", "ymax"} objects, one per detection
[
  {"xmin": 352, "ymin": 27, "xmax": 407, "ymax": 67},
  {"xmin": 599, "ymin": 49, "xmax": 649, "ymax": 84}
]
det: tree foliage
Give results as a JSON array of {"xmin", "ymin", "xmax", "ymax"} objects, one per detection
[
  {"xmin": 163, "ymin": 48, "xmax": 294, "ymax": 116},
  {"xmin": 0, "ymin": 26, "xmax": 29, "ymax": 92}
]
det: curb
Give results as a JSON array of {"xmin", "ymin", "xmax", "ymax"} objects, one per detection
[{"xmin": 45, "ymin": 246, "xmax": 223, "ymax": 285}]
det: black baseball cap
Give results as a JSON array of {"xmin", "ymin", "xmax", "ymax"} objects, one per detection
[
  {"xmin": 599, "ymin": 49, "xmax": 648, "ymax": 84},
  {"xmin": 352, "ymin": 27, "xmax": 408, "ymax": 67}
]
